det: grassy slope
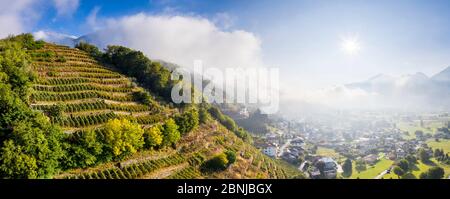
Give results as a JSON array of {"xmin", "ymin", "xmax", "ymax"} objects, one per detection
[
  {"xmin": 32, "ymin": 43, "xmax": 301, "ymax": 179},
  {"xmin": 316, "ymin": 147, "xmax": 344, "ymax": 162},
  {"xmin": 348, "ymin": 158, "xmax": 394, "ymax": 179}
]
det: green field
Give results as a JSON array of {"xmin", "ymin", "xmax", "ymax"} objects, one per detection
[
  {"xmin": 427, "ymin": 139, "xmax": 450, "ymax": 154},
  {"xmin": 382, "ymin": 138, "xmax": 450, "ymax": 179},
  {"xmin": 397, "ymin": 121, "xmax": 446, "ymax": 140},
  {"xmin": 383, "ymin": 158, "xmax": 450, "ymax": 179},
  {"xmin": 316, "ymin": 147, "xmax": 342, "ymax": 160},
  {"xmin": 348, "ymin": 158, "xmax": 394, "ymax": 179}
]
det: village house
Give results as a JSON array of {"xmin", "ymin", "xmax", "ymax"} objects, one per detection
[
  {"xmin": 315, "ymin": 157, "xmax": 338, "ymax": 179},
  {"xmin": 363, "ymin": 154, "xmax": 379, "ymax": 165},
  {"xmin": 259, "ymin": 142, "xmax": 278, "ymax": 157}
]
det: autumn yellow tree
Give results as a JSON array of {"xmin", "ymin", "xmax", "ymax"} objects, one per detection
[
  {"xmin": 144, "ymin": 125, "xmax": 163, "ymax": 149},
  {"xmin": 103, "ymin": 119, "xmax": 144, "ymax": 158}
]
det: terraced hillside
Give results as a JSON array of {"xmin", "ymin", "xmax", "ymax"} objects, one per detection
[
  {"xmin": 26, "ymin": 42, "xmax": 302, "ymax": 179},
  {"xmin": 30, "ymin": 44, "xmax": 172, "ymax": 133}
]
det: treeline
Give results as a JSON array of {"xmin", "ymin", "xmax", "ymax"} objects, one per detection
[{"xmin": 207, "ymin": 106, "xmax": 252, "ymax": 143}]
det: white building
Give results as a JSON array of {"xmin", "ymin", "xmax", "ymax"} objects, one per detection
[{"xmin": 261, "ymin": 143, "xmax": 278, "ymax": 157}]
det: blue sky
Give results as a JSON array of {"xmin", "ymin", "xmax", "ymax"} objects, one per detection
[{"xmin": 4, "ymin": 0, "xmax": 450, "ymax": 90}]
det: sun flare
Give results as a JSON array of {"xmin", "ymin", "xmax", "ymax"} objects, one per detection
[{"xmin": 341, "ymin": 37, "xmax": 361, "ymax": 55}]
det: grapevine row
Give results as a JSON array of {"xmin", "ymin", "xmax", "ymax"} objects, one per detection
[
  {"xmin": 166, "ymin": 167, "xmax": 201, "ymax": 179},
  {"xmin": 36, "ymin": 77, "xmax": 130, "ymax": 86},
  {"xmin": 64, "ymin": 154, "xmax": 186, "ymax": 179},
  {"xmin": 33, "ymin": 100, "xmax": 154, "ymax": 113},
  {"xmin": 31, "ymin": 91, "xmax": 133, "ymax": 102},
  {"xmin": 53, "ymin": 112, "xmax": 117, "ymax": 127},
  {"xmin": 33, "ymin": 84, "xmax": 133, "ymax": 93},
  {"xmin": 38, "ymin": 72, "xmax": 122, "ymax": 79},
  {"xmin": 33, "ymin": 62, "xmax": 106, "ymax": 69},
  {"xmin": 36, "ymin": 67, "xmax": 116, "ymax": 74}
]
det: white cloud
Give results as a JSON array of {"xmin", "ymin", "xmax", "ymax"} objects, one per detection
[
  {"xmin": 84, "ymin": 13, "xmax": 264, "ymax": 70},
  {"xmin": 0, "ymin": 0, "xmax": 79, "ymax": 38},
  {"xmin": 281, "ymin": 83, "xmax": 379, "ymax": 110},
  {"xmin": 0, "ymin": 0, "xmax": 39, "ymax": 38},
  {"xmin": 33, "ymin": 30, "xmax": 77, "ymax": 46},
  {"xmin": 52, "ymin": 0, "xmax": 79, "ymax": 17},
  {"xmin": 86, "ymin": 6, "xmax": 101, "ymax": 30}
]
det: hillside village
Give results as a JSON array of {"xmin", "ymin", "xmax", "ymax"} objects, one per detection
[{"xmin": 234, "ymin": 109, "xmax": 450, "ymax": 179}]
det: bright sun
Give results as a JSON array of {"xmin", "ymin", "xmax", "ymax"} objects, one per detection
[{"xmin": 341, "ymin": 37, "xmax": 361, "ymax": 55}]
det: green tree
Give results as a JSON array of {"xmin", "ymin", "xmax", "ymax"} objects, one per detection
[
  {"xmin": 342, "ymin": 159, "xmax": 352, "ymax": 176},
  {"xmin": 202, "ymin": 153, "xmax": 229, "ymax": 171},
  {"xmin": 161, "ymin": 118, "xmax": 180, "ymax": 147},
  {"xmin": 427, "ymin": 167, "xmax": 444, "ymax": 179},
  {"xmin": 434, "ymin": 149, "xmax": 444, "ymax": 158},
  {"xmin": 405, "ymin": 155, "xmax": 417, "ymax": 164},
  {"xmin": 417, "ymin": 148, "xmax": 430, "ymax": 163},
  {"xmin": 225, "ymin": 150, "xmax": 236, "ymax": 165},
  {"xmin": 144, "ymin": 125, "xmax": 163, "ymax": 149},
  {"xmin": 6, "ymin": 33, "xmax": 44, "ymax": 50},
  {"xmin": 0, "ymin": 39, "xmax": 35, "ymax": 101},
  {"xmin": 222, "ymin": 116, "xmax": 238, "ymax": 132},
  {"xmin": 355, "ymin": 159, "xmax": 366, "ymax": 172},
  {"xmin": 132, "ymin": 90, "xmax": 153, "ymax": 105},
  {"xmin": 419, "ymin": 172, "xmax": 428, "ymax": 179},
  {"xmin": 175, "ymin": 108, "xmax": 199, "ymax": 135},
  {"xmin": 198, "ymin": 106, "xmax": 210, "ymax": 124},
  {"xmin": 75, "ymin": 42, "xmax": 102, "ymax": 58},
  {"xmin": 0, "ymin": 35, "xmax": 66, "ymax": 179},
  {"xmin": 398, "ymin": 159, "xmax": 409, "ymax": 172},
  {"xmin": 208, "ymin": 106, "xmax": 225, "ymax": 121},
  {"xmin": 420, "ymin": 166, "xmax": 444, "ymax": 179},
  {"xmin": 46, "ymin": 103, "xmax": 65, "ymax": 118},
  {"xmin": 64, "ymin": 130, "xmax": 103, "ymax": 169},
  {"xmin": 392, "ymin": 166, "xmax": 404, "ymax": 179},
  {"xmin": 0, "ymin": 140, "xmax": 38, "ymax": 179}
]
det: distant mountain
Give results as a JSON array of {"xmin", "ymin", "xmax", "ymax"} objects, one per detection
[
  {"xmin": 33, "ymin": 31, "xmax": 109, "ymax": 48},
  {"xmin": 347, "ymin": 72, "xmax": 431, "ymax": 93},
  {"xmin": 33, "ymin": 31, "xmax": 77, "ymax": 46},
  {"xmin": 432, "ymin": 66, "xmax": 450, "ymax": 83},
  {"xmin": 73, "ymin": 33, "xmax": 104, "ymax": 48},
  {"xmin": 345, "ymin": 67, "xmax": 450, "ymax": 110}
]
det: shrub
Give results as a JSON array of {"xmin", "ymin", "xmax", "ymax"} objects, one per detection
[
  {"xmin": 175, "ymin": 108, "xmax": 199, "ymax": 135},
  {"xmin": 225, "ymin": 150, "xmax": 236, "ymax": 165},
  {"xmin": 161, "ymin": 119, "xmax": 180, "ymax": 148},
  {"xmin": 202, "ymin": 153, "xmax": 229, "ymax": 172}
]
